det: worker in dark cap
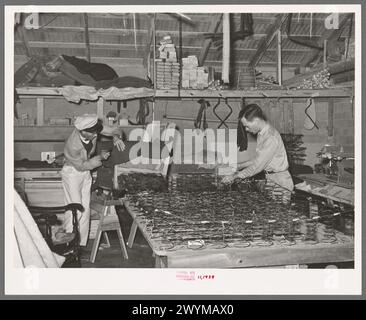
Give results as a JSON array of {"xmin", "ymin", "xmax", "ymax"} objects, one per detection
[
  {"xmin": 222, "ymin": 104, "xmax": 294, "ymax": 202},
  {"xmin": 60, "ymin": 114, "xmax": 125, "ymax": 246}
]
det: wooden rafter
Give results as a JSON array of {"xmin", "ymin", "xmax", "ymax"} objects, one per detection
[
  {"xmin": 142, "ymin": 15, "xmax": 154, "ymax": 73},
  {"xmin": 17, "ymin": 25, "xmax": 32, "ymax": 57},
  {"xmin": 300, "ymin": 13, "xmax": 353, "ymax": 68},
  {"xmin": 198, "ymin": 13, "xmax": 222, "ymax": 66},
  {"xmin": 282, "ymin": 58, "xmax": 354, "ymax": 87},
  {"xmin": 41, "ymin": 26, "xmax": 337, "ymax": 40},
  {"xmin": 14, "ymin": 54, "xmax": 304, "ymax": 68},
  {"xmin": 14, "ymin": 40, "xmax": 313, "ymax": 53},
  {"xmin": 248, "ymin": 14, "xmax": 290, "ymax": 68}
]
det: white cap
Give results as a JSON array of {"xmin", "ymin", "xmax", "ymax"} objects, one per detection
[{"xmin": 74, "ymin": 114, "xmax": 98, "ymax": 131}]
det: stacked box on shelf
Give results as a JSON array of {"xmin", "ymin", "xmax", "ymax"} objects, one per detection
[
  {"xmin": 197, "ymin": 67, "xmax": 209, "ymax": 90},
  {"xmin": 182, "ymin": 55, "xmax": 209, "ymax": 89},
  {"xmin": 156, "ymin": 35, "xmax": 181, "ymax": 89},
  {"xmin": 156, "ymin": 61, "xmax": 180, "ymax": 89}
]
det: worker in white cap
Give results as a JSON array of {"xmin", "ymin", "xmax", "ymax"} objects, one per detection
[{"xmin": 60, "ymin": 114, "xmax": 125, "ymax": 247}]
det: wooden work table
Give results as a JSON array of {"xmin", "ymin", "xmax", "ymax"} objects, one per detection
[
  {"xmin": 14, "ymin": 166, "xmax": 64, "ymax": 206},
  {"xmin": 295, "ymin": 174, "xmax": 354, "ymax": 206},
  {"xmin": 123, "ymin": 199, "xmax": 354, "ymax": 268}
]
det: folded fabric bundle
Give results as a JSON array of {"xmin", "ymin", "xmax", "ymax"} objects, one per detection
[
  {"xmin": 95, "ymin": 76, "xmax": 152, "ymax": 90},
  {"xmin": 62, "ymin": 55, "xmax": 118, "ymax": 81},
  {"xmin": 59, "ymin": 55, "xmax": 152, "ymax": 90},
  {"xmin": 61, "ymin": 85, "xmax": 154, "ymax": 103}
]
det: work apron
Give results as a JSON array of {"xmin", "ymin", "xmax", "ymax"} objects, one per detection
[
  {"xmin": 61, "ymin": 165, "xmax": 92, "ymax": 246},
  {"xmin": 265, "ymin": 170, "xmax": 294, "ymax": 204}
]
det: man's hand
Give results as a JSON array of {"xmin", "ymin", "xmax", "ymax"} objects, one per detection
[
  {"xmin": 113, "ymin": 136, "xmax": 125, "ymax": 151},
  {"xmin": 100, "ymin": 150, "xmax": 111, "ymax": 160},
  {"xmin": 221, "ymin": 174, "xmax": 236, "ymax": 185}
]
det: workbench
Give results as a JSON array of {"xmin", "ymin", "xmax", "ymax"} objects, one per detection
[
  {"xmin": 14, "ymin": 165, "xmax": 64, "ymax": 206},
  {"xmin": 295, "ymin": 173, "xmax": 354, "ymax": 206},
  {"xmin": 123, "ymin": 191, "xmax": 354, "ymax": 268}
]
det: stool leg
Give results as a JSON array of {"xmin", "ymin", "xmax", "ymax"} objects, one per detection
[
  {"xmin": 90, "ymin": 227, "xmax": 102, "ymax": 263},
  {"xmin": 102, "ymin": 232, "xmax": 111, "ymax": 248},
  {"xmin": 116, "ymin": 228, "xmax": 129, "ymax": 260}
]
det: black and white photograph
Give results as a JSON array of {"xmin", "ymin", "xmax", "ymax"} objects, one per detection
[{"xmin": 4, "ymin": 4, "xmax": 362, "ymax": 295}]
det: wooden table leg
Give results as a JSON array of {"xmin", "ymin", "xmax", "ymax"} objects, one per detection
[
  {"xmin": 127, "ymin": 221, "xmax": 138, "ymax": 248},
  {"xmin": 117, "ymin": 228, "xmax": 129, "ymax": 260},
  {"xmin": 155, "ymin": 255, "xmax": 168, "ymax": 268}
]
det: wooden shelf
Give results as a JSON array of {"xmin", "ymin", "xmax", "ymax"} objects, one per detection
[
  {"xmin": 16, "ymin": 86, "xmax": 353, "ymax": 99},
  {"xmin": 16, "ymin": 87, "xmax": 63, "ymax": 96},
  {"xmin": 14, "ymin": 125, "xmax": 147, "ymax": 142},
  {"xmin": 155, "ymin": 88, "xmax": 353, "ymax": 99},
  {"xmin": 15, "ymin": 86, "xmax": 353, "ymax": 133},
  {"xmin": 14, "ymin": 126, "xmax": 74, "ymax": 142}
]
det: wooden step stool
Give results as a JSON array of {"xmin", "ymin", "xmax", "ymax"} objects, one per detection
[{"xmin": 89, "ymin": 192, "xmax": 128, "ymax": 263}]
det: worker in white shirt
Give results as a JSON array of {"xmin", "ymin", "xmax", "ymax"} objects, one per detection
[
  {"xmin": 61, "ymin": 114, "xmax": 125, "ymax": 246},
  {"xmin": 222, "ymin": 104, "xmax": 294, "ymax": 202}
]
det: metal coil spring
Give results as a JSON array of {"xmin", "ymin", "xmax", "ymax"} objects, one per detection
[
  {"xmin": 308, "ymin": 197, "xmax": 319, "ymax": 219},
  {"xmin": 128, "ymin": 188, "xmax": 350, "ymax": 249},
  {"xmin": 320, "ymin": 212, "xmax": 338, "ymax": 243},
  {"xmin": 262, "ymin": 219, "xmax": 276, "ymax": 241},
  {"xmin": 342, "ymin": 213, "xmax": 354, "ymax": 236},
  {"xmin": 286, "ymin": 218, "xmax": 302, "ymax": 244},
  {"xmin": 304, "ymin": 218, "xmax": 318, "ymax": 244}
]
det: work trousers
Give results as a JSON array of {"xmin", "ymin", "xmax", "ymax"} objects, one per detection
[
  {"xmin": 61, "ymin": 165, "xmax": 92, "ymax": 246},
  {"xmin": 265, "ymin": 170, "xmax": 294, "ymax": 204}
]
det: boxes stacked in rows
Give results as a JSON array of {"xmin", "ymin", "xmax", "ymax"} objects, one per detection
[
  {"xmin": 155, "ymin": 61, "xmax": 181, "ymax": 89},
  {"xmin": 182, "ymin": 55, "xmax": 209, "ymax": 89},
  {"xmin": 155, "ymin": 35, "xmax": 180, "ymax": 89}
]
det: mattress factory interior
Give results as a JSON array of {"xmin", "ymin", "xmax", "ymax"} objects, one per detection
[{"xmin": 12, "ymin": 11, "xmax": 355, "ymax": 269}]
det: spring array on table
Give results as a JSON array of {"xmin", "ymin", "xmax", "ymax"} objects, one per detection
[
  {"xmin": 128, "ymin": 180, "xmax": 354, "ymax": 251},
  {"xmin": 117, "ymin": 172, "xmax": 168, "ymax": 193}
]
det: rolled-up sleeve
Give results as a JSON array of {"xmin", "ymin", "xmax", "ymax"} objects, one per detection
[
  {"xmin": 237, "ymin": 135, "xmax": 278, "ymax": 179},
  {"xmin": 100, "ymin": 125, "xmax": 123, "ymax": 138}
]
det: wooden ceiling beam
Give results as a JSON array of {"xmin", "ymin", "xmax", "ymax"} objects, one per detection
[
  {"xmin": 14, "ymin": 40, "xmax": 312, "ymax": 53},
  {"xmin": 299, "ymin": 13, "xmax": 353, "ymax": 68},
  {"xmin": 283, "ymin": 58, "xmax": 355, "ymax": 87},
  {"xmin": 248, "ymin": 13, "xmax": 290, "ymax": 68},
  {"xmin": 39, "ymin": 26, "xmax": 348, "ymax": 40},
  {"xmin": 14, "ymin": 54, "xmax": 300, "ymax": 67},
  {"xmin": 198, "ymin": 13, "xmax": 222, "ymax": 66},
  {"xmin": 16, "ymin": 25, "xmax": 32, "ymax": 57}
]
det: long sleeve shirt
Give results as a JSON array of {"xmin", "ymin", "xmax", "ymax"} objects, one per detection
[
  {"xmin": 237, "ymin": 123, "xmax": 289, "ymax": 179},
  {"xmin": 64, "ymin": 129, "xmax": 101, "ymax": 171},
  {"xmin": 64, "ymin": 126, "xmax": 123, "ymax": 172}
]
